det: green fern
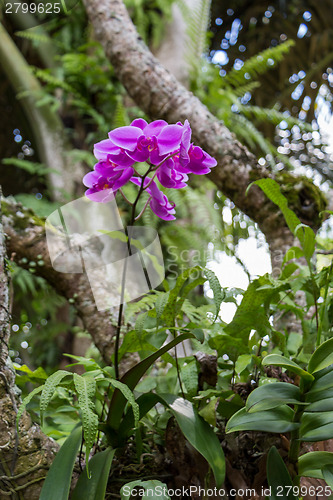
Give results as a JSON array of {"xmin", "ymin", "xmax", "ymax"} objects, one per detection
[
  {"xmin": 186, "ymin": 0, "xmax": 212, "ymax": 72},
  {"xmin": 108, "ymin": 379, "xmax": 140, "ymax": 428},
  {"xmin": 203, "ymin": 268, "xmax": 224, "ymax": 322},
  {"xmin": 222, "ymin": 40, "xmax": 295, "ymax": 87},
  {"xmin": 16, "ymin": 386, "xmax": 43, "ymax": 430},
  {"xmin": 73, "ymin": 373, "xmax": 98, "ymax": 475},
  {"xmin": 40, "ymin": 370, "xmax": 72, "ymax": 424}
]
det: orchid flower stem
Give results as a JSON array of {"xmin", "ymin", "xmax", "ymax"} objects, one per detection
[
  {"xmin": 119, "ymin": 189, "xmax": 133, "ymax": 205},
  {"xmin": 135, "ymin": 197, "xmax": 152, "ymax": 221},
  {"xmin": 113, "ymin": 165, "xmax": 155, "ymax": 380}
]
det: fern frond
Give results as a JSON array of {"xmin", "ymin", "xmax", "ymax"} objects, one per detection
[
  {"xmin": 112, "ymin": 97, "xmax": 130, "ymax": 129},
  {"xmin": 40, "ymin": 370, "xmax": 72, "ymax": 424},
  {"xmin": 15, "ymin": 30, "xmax": 52, "ymax": 45},
  {"xmin": 203, "ymin": 268, "xmax": 224, "ymax": 321},
  {"xmin": 222, "ymin": 40, "xmax": 295, "ymax": 87},
  {"xmin": 109, "ymin": 379, "xmax": 140, "ymax": 428},
  {"xmin": 186, "ymin": 0, "xmax": 212, "ymax": 62},
  {"xmin": 73, "ymin": 373, "xmax": 98, "ymax": 476},
  {"xmin": 16, "ymin": 386, "xmax": 43, "ymax": 430},
  {"xmin": 238, "ymin": 104, "xmax": 313, "ymax": 131}
]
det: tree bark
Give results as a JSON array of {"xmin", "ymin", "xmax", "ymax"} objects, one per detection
[
  {"xmin": 2, "ymin": 196, "xmax": 118, "ymax": 365},
  {"xmin": 81, "ymin": 0, "xmax": 326, "ymax": 261},
  {"xmin": 0, "ymin": 191, "xmax": 58, "ymax": 500}
]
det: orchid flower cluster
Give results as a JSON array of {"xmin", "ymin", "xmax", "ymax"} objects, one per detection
[{"xmin": 83, "ymin": 119, "xmax": 217, "ymax": 220}]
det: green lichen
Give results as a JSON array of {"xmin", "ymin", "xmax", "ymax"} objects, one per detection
[{"xmin": 1, "ymin": 200, "xmax": 45, "ymax": 231}]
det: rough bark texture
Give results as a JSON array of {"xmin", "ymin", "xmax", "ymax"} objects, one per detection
[
  {"xmin": 0, "ymin": 191, "xmax": 58, "ymax": 500},
  {"xmin": 81, "ymin": 0, "xmax": 326, "ymax": 257},
  {"xmin": 2, "ymin": 198, "xmax": 117, "ymax": 364}
]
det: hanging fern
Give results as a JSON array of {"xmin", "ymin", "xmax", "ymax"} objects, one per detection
[
  {"xmin": 40, "ymin": 370, "xmax": 72, "ymax": 424},
  {"xmin": 222, "ymin": 40, "xmax": 295, "ymax": 87},
  {"xmin": 73, "ymin": 373, "xmax": 98, "ymax": 476}
]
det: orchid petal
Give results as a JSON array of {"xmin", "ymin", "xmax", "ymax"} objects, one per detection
[{"xmin": 108, "ymin": 126, "xmax": 142, "ymax": 151}]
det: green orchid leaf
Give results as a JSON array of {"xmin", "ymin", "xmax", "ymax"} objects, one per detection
[
  {"xmin": 299, "ymin": 451, "xmax": 333, "ymax": 479},
  {"xmin": 226, "ymin": 406, "xmax": 299, "ymax": 434},
  {"xmin": 267, "ymin": 446, "xmax": 297, "ymax": 500},
  {"xmin": 246, "ymin": 382, "xmax": 303, "ymax": 413},
  {"xmin": 262, "ymin": 354, "xmax": 314, "ymax": 382},
  {"xmin": 308, "ymin": 338, "xmax": 333, "ymax": 374},
  {"xmin": 120, "ymin": 480, "xmax": 170, "ymax": 500},
  {"xmin": 39, "ymin": 426, "xmax": 82, "ymax": 500},
  {"xmin": 159, "ymin": 394, "xmax": 225, "ymax": 488},
  {"xmin": 107, "ymin": 332, "xmax": 195, "ymax": 430},
  {"xmin": 300, "ymin": 412, "xmax": 333, "ymax": 441},
  {"xmin": 71, "ymin": 448, "xmax": 115, "ymax": 500}
]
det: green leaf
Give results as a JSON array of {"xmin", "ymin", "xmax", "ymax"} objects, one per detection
[
  {"xmin": 249, "ymin": 179, "xmax": 300, "ymax": 233},
  {"xmin": 267, "ymin": 446, "xmax": 297, "ymax": 500},
  {"xmin": 107, "ymin": 332, "xmax": 196, "ymax": 431},
  {"xmin": 120, "ymin": 480, "xmax": 170, "ymax": 500},
  {"xmin": 16, "ymin": 385, "xmax": 43, "ymax": 429},
  {"xmin": 246, "ymin": 382, "xmax": 303, "ymax": 413},
  {"xmin": 308, "ymin": 338, "xmax": 333, "ymax": 374},
  {"xmin": 322, "ymin": 466, "xmax": 333, "ymax": 491},
  {"xmin": 71, "ymin": 448, "xmax": 115, "ymax": 500},
  {"xmin": 235, "ymin": 354, "xmax": 252, "ymax": 375},
  {"xmin": 282, "ymin": 246, "xmax": 304, "ymax": 265},
  {"xmin": 155, "ymin": 292, "xmax": 169, "ymax": 328},
  {"xmin": 203, "ymin": 268, "xmax": 224, "ymax": 321},
  {"xmin": 108, "ymin": 378, "xmax": 140, "ymax": 428},
  {"xmin": 226, "ymin": 406, "xmax": 299, "ymax": 434},
  {"xmin": 40, "ymin": 370, "xmax": 72, "ymax": 424},
  {"xmin": 295, "ymin": 224, "xmax": 315, "ymax": 262},
  {"xmin": 262, "ymin": 354, "xmax": 314, "ymax": 382},
  {"xmin": 299, "ymin": 451, "xmax": 333, "ymax": 479},
  {"xmin": 73, "ymin": 374, "xmax": 98, "ymax": 476},
  {"xmin": 300, "ymin": 412, "xmax": 333, "ymax": 441},
  {"xmin": 39, "ymin": 426, "xmax": 82, "ymax": 500},
  {"xmin": 160, "ymin": 394, "xmax": 225, "ymax": 488}
]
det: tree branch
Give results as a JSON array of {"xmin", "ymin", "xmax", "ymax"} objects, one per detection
[{"xmin": 2, "ymin": 196, "xmax": 117, "ymax": 364}]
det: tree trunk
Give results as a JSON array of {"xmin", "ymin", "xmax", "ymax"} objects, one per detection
[{"xmin": 0, "ymin": 190, "xmax": 58, "ymax": 500}]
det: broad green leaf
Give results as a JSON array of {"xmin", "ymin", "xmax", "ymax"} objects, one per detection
[
  {"xmin": 107, "ymin": 332, "xmax": 196, "ymax": 430},
  {"xmin": 282, "ymin": 246, "xmax": 304, "ymax": 265},
  {"xmin": 246, "ymin": 382, "xmax": 303, "ymax": 413},
  {"xmin": 322, "ymin": 466, "xmax": 333, "ymax": 491},
  {"xmin": 226, "ymin": 406, "xmax": 299, "ymax": 434},
  {"xmin": 267, "ymin": 446, "xmax": 297, "ymax": 500},
  {"xmin": 262, "ymin": 354, "xmax": 314, "ymax": 382},
  {"xmin": 235, "ymin": 354, "xmax": 252, "ymax": 375},
  {"xmin": 160, "ymin": 394, "xmax": 225, "ymax": 488},
  {"xmin": 306, "ymin": 386, "xmax": 333, "ymax": 403},
  {"xmin": 308, "ymin": 338, "xmax": 333, "ymax": 374},
  {"xmin": 40, "ymin": 370, "xmax": 72, "ymax": 424},
  {"xmin": 109, "ymin": 378, "xmax": 139, "ymax": 428},
  {"xmin": 119, "ymin": 393, "xmax": 225, "ymax": 488},
  {"xmin": 299, "ymin": 451, "xmax": 333, "ymax": 478},
  {"xmin": 295, "ymin": 224, "xmax": 315, "ymax": 261},
  {"xmin": 203, "ymin": 268, "xmax": 224, "ymax": 321},
  {"xmin": 306, "ymin": 398, "xmax": 333, "ymax": 412},
  {"xmin": 16, "ymin": 385, "xmax": 43, "ymax": 429},
  {"xmin": 71, "ymin": 448, "xmax": 115, "ymax": 500},
  {"xmin": 120, "ymin": 480, "xmax": 170, "ymax": 500},
  {"xmin": 73, "ymin": 374, "xmax": 98, "ymax": 475},
  {"xmin": 39, "ymin": 426, "xmax": 82, "ymax": 500},
  {"xmin": 300, "ymin": 412, "xmax": 333, "ymax": 441}
]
